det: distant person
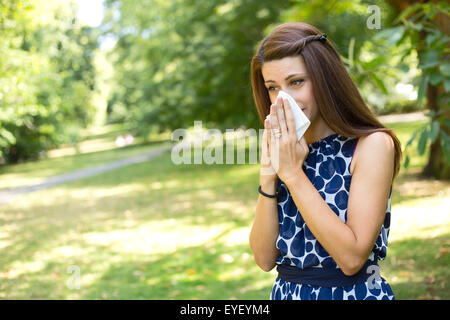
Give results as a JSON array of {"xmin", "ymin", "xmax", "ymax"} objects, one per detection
[
  {"xmin": 115, "ymin": 134, "xmax": 133, "ymax": 147},
  {"xmin": 249, "ymin": 22, "xmax": 402, "ymax": 300},
  {"xmin": 115, "ymin": 135, "xmax": 126, "ymax": 147},
  {"xmin": 125, "ymin": 133, "xmax": 134, "ymax": 145}
]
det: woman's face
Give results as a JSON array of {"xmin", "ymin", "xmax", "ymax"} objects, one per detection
[{"xmin": 261, "ymin": 55, "xmax": 318, "ymax": 122}]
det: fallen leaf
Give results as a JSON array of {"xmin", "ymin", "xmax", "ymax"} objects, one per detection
[
  {"xmin": 425, "ymin": 275, "xmax": 436, "ymax": 284},
  {"xmin": 170, "ymin": 290, "xmax": 181, "ymax": 297},
  {"xmin": 426, "ymin": 286, "xmax": 436, "ymax": 295},
  {"xmin": 399, "ymin": 270, "xmax": 413, "ymax": 278},
  {"xmin": 0, "ymin": 270, "xmax": 11, "ymax": 278},
  {"xmin": 133, "ymin": 270, "xmax": 143, "ymax": 277},
  {"xmin": 435, "ymin": 246, "xmax": 448, "ymax": 259}
]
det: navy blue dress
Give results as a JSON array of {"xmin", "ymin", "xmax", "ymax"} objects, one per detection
[{"xmin": 270, "ymin": 133, "xmax": 395, "ymax": 300}]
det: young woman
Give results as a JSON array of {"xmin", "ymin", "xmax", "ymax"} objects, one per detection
[{"xmin": 249, "ymin": 22, "xmax": 402, "ymax": 300}]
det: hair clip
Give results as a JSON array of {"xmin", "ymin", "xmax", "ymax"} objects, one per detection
[{"xmin": 319, "ymin": 33, "xmax": 327, "ymax": 43}]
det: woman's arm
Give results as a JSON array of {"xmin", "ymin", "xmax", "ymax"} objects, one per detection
[
  {"xmin": 249, "ymin": 120, "xmax": 280, "ymax": 272},
  {"xmin": 283, "ymin": 131, "xmax": 395, "ymax": 276},
  {"xmin": 249, "ymin": 179, "xmax": 280, "ymax": 272}
]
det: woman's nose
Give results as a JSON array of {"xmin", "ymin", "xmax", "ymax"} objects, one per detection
[{"xmin": 281, "ymin": 88, "xmax": 296, "ymax": 97}]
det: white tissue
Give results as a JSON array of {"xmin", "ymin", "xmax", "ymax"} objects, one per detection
[{"xmin": 265, "ymin": 90, "xmax": 310, "ymax": 141}]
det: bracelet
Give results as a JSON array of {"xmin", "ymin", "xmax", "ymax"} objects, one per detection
[{"xmin": 258, "ymin": 185, "xmax": 278, "ymax": 198}]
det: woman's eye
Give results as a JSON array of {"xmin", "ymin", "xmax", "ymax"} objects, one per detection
[
  {"xmin": 267, "ymin": 86, "xmax": 278, "ymax": 91},
  {"xmin": 291, "ymin": 79, "xmax": 304, "ymax": 86}
]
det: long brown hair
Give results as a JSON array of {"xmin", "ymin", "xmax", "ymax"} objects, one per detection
[{"xmin": 251, "ymin": 22, "xmax": 402, "ymax": 181}]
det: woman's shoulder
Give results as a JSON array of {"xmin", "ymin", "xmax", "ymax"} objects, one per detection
[
  {"xmin": 357, "ymin": 131, "xmax": 394, "ymax": 152},
  {"xmin": 351, "ymin": 131, "xmax": 395, "ymax": 175}
]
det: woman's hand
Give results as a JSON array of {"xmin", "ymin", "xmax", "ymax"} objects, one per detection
[
  {"xmin": 267, "ymin": 96, "xmax": 309, "ymax": 184},
  {"xmin": 260, "ymin": 118, "xmax": 278, "ymax": 184}
]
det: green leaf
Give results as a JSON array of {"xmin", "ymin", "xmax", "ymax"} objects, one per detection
[
  {"xmin": 430, "ymin": 121, "xmax": 440, "ymax": 144},
  {"xmin": 439, "ymin": 63, "xmax": 450, "ymax": 77},
  {"xmin": 426, "ymin": 32, "xmax": 440, "ymax": 46},
  {"xmin": 362, "ymin": 56, "xmax": 385, "ymax": 70},
  {"xmin": 406, "ymin": 129, "xmax": 419, "ymax": 147},
  {"xmin": 417, "ymin": 75, "xmax": 428, "ymax": 104},
  {"xmin": 374, "ymin": 26, "xmax": 405, "ymax": 46},
  {"xmin": 411, "ymin": 23, "xmax": 424, "ymax": 31},
  {"xmin": 370, "ymin": 73, "xmax": 388, "ymax": 94},
  {"xmin": 419, "ymin": 50, "xmax": 440, "ymax": 69},
  {"xmin": 0, "ymin": 128, "xmax": 16, "ymax": 145},
  {"xmin": 389, "ymin": 26, "xmax": 406, "ymax": 46},
  {"xmin": 441, "ymin": 130, "xmax": 450, "ymax": 145},
  {"xmin": 429, "ymin": 70, "xmax": 443, "ymax": 85},
  {"xmin": 417, "ymin": 127, "xmax": 428, "ymax": 155},
  {"xmin": 395, "ymin": 3, "xmax": 423, "ymax": 23},
  {"xmin": 348, "ymin": 37, "xmax": 355, "ymax": 68},
  {"xmin": 419, "ymin": 61, "xmax": 440, "ymax": 69},
  {"xmin": 373, "ymin": 28, "xmax": 393, "ymax": 41},
  {"xmin": 399, "ymin": 64, "xmax": 410, "ymax": 73},
  {"xmin": 403, "ymin": 154, "xmax": 410, "ymax": 168},
  {"xmin": 440, "ymin": 131, "xmax": 450, "ymax": 164},
  {"xmin": 445, "ymin": 78, "xmax": 450, "ymax": 92},
  {"xmin": 425, "ymin": 50, "xmax": 439, "ymax": 62},
  {"xmin": 442, "ymin": 146, "xmax": 450, "ymax": 164}
]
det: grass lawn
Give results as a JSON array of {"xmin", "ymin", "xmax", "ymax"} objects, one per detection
[{"xmin": 0, "ymin": 120, "xmax": 448, "ymax": 299}]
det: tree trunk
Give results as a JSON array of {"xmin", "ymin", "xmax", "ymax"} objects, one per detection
[
  {"xmin": 423, "ymin": 83, "xmax": 450, "ymax": 179},
  {"xmin": 387, "ymin": 0, "xmax": 450, "ymax": 180}
]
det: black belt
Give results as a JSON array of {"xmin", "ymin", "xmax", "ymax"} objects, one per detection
[{"xmin": 276, "ymin": 260, "xmax": 379, "ymax": 287}]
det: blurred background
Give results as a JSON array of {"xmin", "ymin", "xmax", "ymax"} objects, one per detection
[{"xmin": 0, "ymin": 0, "xmax": 448, "ymax": 299}]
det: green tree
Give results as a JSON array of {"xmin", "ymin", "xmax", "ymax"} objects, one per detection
[
  {"xmin": 103, "ymin": 0, "xmax": 290, "ymax": 137},
  {"xmin": 0, "ymin": 0, "xmax": 99, "ymax": 163}
]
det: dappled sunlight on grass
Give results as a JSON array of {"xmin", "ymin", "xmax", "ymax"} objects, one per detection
[
  {"xmin": 383, "ymin": 233, "xmax": 449, "ymax": 300},
  {"xmin": 64, "ymin": 183, "xmax": 150, "ymax": 201},
  {"xmin": 82, "ymin": 220, "xmax": 233, "ymax": 256},
  {"xmin": 392, "ymin": 169, "xmax": 449, "ymax": 207},
  {"xmin": 149, "ymin": 180, "xmax": 180, "ymax": 190},
  {"xmin": 391, "ymin": 196, "xmax": 450, "ymax": 242}
]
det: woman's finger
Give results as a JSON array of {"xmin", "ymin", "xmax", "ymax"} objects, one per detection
[
  {"xmin": 283, "ymin": 98, "xmax": 296, "ymax": 140},
  {"xmin": 269, "ymin": 102, "xmax": 280, "ymax": 138},
  {"xmin": 277, "ymin": 98, "xmax": 288, "ymax": 138},
  {"xmin": 261, "ymin": 119, "xmax": 277, "ymax": 176},
  {"xmin": 263, "ymin": 119, "xmax": 271, "ymax": 158},
  {"xmin": 265, "ymin": 118, "xmax": 271, "ymax": 151},
  {"xmin": 269, "ymin": 104, "xmax": 281, "ymax": 173}
]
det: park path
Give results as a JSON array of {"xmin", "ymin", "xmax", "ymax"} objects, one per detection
[
  {"xmin": 377, "ymin": 111, "xmax": 426, "ymax": 123},
  {"xmin": 0, "ymin": 111, "xmax": 425, "ymax": 206},
  {"xmin": 0, "ymin": 144, "xmax": 172, "ymax": 205}
]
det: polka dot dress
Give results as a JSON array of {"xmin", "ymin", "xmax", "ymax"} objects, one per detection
[{"xmin": 270, "ymin": 133, "xmax": 395, "ymax": 300}]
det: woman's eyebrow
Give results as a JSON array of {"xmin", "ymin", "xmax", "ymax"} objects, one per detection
[{"xmin": 264, "ymin": 73, "xmax": 307, "ymax": 83}]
